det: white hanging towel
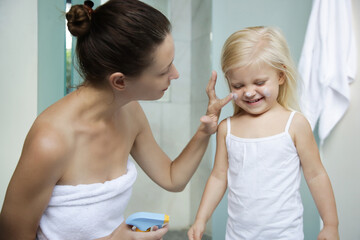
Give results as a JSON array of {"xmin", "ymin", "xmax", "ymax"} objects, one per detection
[{"xmin": 298, "ymin": 0, "xmax": 357, "ymax": 145}]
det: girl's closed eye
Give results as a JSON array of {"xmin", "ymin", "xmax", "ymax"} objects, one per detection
[
  {"xmin": 232, "ymin": 84, "xmax": 244, "ymax": 89},
  {"xmin": 255, "ymin": 81, "xmax": 266, "ymax": 86}
]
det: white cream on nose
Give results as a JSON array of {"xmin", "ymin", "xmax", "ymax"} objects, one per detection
[{"xmin": 245, "ymin": 92, "xmax": 252, "ymax": 97}]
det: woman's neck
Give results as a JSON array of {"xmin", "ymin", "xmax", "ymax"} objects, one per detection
[{"xmin": 72, "ymin": 84, "xmax": 131, "ymax": 124}]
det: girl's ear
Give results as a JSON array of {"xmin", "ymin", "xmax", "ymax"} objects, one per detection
[
  {"xmin": 278, "ymin": 71, "xmax": 285, "ymax": 85},
  {"xmin": 108, "ymin": 72, "xmax": 126, "ymax": 91}
]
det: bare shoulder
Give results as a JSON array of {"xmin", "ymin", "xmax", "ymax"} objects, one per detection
[
  {"xmin": 291, "ymin": 112, "xmax": 312, "ymax": 132},
  {"xmin": 289, "ymin": 112, "xmax": 314, "ymax": 146},
  {"xmin": 123, "ymin": 101, "xmax": 146, "ymax": 121},
  {"xmin": 125, "ymin": 100, "xmax": 143, "ymax": 112},
  {"xmin": 217, "ymin": 118, "xmax": 229, "ymax": 137},
  {"xmin": 123, "ymin": 101, "xmax": 150, "ymax": 131},
  {"xmin": 1, "ymin": 117, "xmax": 72, "ymax": 236},
  {"xmin": 20, "ymin": 117, "xmax": 72, "ymax": 178}
]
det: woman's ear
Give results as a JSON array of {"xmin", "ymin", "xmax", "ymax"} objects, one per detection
[{"xmin": 108, "ymin": 72, "xmax": 126, "ymax": 91}]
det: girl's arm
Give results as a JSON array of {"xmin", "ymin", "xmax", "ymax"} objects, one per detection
[
  {"xmin": 131, "ymin": 71, "xmax": 232, "ymax": 192},
  {"xmin": 292, "ymin": 113, "xmax": 339, "ymax": 240},
  {"xmin": 0, "ymin": 125, "xmax": 67, "ymax": 240},
  {"xmin": 187, "ymin": 120, "xmax": 229, "ymax": 240}
]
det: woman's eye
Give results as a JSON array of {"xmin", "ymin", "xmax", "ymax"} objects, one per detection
[
  {"xmin": 160, "ymin": 70, "xmax": 169, "ymax": 76},
  {"xmin": 160, "ymin": 65, "xmax": 172, "ymax": 76}
]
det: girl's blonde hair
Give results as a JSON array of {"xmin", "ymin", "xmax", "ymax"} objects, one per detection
[{"xmin": 221, "ymin": 26, "xmax": 300, "ymax": 116}]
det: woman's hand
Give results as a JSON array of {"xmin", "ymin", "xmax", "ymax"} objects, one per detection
[
  {"xmin": 100, "ymin": 222, "xmax": 169, "ymax": 240},
  {"xmin": 187, "ymin": 220, "xmax": 206, "ymax": 240},
  {"xmin": 317, "ymin": 225, "xmax": 339, "ymax": 240},
  {"xmin": 200, "ymin": 71, "xmax": 233, "ymax": 135}
]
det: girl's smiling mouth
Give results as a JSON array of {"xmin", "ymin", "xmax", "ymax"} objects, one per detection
[{"xmin": 245, "ymin": 97, "xmax": 264, "ymax": 104}]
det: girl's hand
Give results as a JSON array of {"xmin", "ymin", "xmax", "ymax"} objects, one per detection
[
  {"xmin": 200, "ymin": 71, "xmax": 233, "ymax": 135},
  {"xmin": 317, "ymin": 225, "xmax": 339, "ymax": 240},
  {"xmin": 101, "ymin": 222, "xmax": 169, "ymax": 240},
  {"xmin": 187, "ymin": 221, "xmax": 206, "ymax": 240}
]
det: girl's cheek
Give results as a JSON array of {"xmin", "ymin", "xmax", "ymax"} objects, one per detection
[
  {"xmin": 262, "ymin": 88, "xmax": 271, "ymax": 97},
  {"xmin": 232, "ymin": 92, "xmax": 239, "ymax": 101}
]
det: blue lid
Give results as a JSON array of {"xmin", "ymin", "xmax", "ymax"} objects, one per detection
[{"xmin": 125, "ymin": 212, "xmax": 167, "ymax": 231}]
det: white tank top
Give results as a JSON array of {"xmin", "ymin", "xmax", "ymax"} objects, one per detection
[{"xmin": 225, "ymin": 112, "xmax": 304, "ymax": 240}]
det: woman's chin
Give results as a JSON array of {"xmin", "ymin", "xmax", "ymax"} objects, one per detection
[{"xmin": 140, "ymin": 92, "xmax": 165, "ymax": 101}]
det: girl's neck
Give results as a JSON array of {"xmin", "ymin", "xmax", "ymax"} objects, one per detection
[{"xmin": 237, "ymin": 102, "xmax": 284, "ymax": 119}]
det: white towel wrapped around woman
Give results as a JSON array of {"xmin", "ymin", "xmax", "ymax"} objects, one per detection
[{"xmin": 37, "ymin": 159, "xmax": 137, "ymax": 240}]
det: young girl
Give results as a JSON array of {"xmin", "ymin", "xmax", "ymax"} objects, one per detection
[
  {"xmin": 188, "ymin": 26, "xmax": 339, "ymax": 240},
  {"xmin": 0, "ymin": 1, "xmax": 231, "ymax": 239}
]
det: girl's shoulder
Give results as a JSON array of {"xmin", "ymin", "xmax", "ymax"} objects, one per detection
[
  {"xmin": 218, "ymin": 115, "xmax": 241, "ymax": 137},
  {"xmin": 288, "ymin": 112, "xmax": 313, "ymax": 140},
  {"xmin": 291, "ymin": 112, "xmax": 312, "ymax": 131},
  {"xmin": 218, "ymin": 118, "xmax": 230, "ymax": 137}
]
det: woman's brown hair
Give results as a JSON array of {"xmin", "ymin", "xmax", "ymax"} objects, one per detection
[{"xmin": 66, "ymin": 0, "xmax": 171, "ymax": 87}]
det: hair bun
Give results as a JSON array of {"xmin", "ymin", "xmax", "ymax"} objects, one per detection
[
  {"xmin": 66, "ymin": 5, "xmax": 91, "ymax": 37},
  {"xmin": 84, "ymin": 0, "xmax": 94, "ymax": 9}
]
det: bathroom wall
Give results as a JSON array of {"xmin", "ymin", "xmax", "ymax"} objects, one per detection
[{"xmin": 0, "ymin": 0, "xmax": 38, "ymax": 207}]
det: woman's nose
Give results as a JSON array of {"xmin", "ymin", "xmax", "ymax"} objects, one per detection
[{"xmin": 170, "ymin": 65, "xmax": 179, "ymax": 80}]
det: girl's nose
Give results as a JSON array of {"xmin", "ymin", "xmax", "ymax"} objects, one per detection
[
  {"xmin": 244, "ymin": 89, "xmax": 255, "ymax": 98},
  {"xmin": 245, "ymin": 92, "xmax": 252, "ymax": 97}
]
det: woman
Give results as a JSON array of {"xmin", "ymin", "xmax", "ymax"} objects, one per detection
[{"xmin": 0, "ymin": 0, "xmax": 232, "ymax": 239}]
